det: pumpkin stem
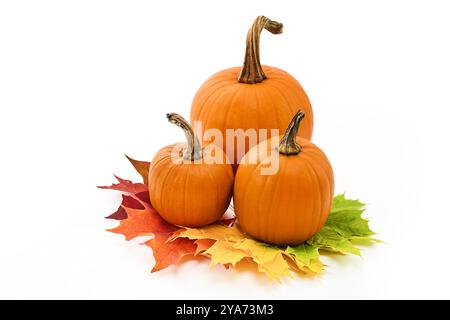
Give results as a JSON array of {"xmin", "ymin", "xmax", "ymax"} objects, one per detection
[
  {"xmin": 238, "ymin": 16, "xmax": 283, "ymax": 84},
  {"xmin": 278, "ymin": 110, "xmax": 305, "ymax": 155},
  {"xmin": 166, "ymin": 113, "xmax": 202, "ymax": 161}
]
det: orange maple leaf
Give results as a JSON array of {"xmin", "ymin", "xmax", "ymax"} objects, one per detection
[
  {"xmin": 125, "ymin": 155, "xmax": 150, "ymax": 185},
  {"xmin": 144, "ymin": 235, "xmax": 197, "ymax": 272},
  {"xmin": 107, "ymin": 195, "xmax": 201, "ymax": 271},
  {"xmin": 102, "ymin": 157, "xmax": 209, "ymax": 272},
  {"xmin": 108, "ymin": 198, "xmax": 178, "ymax": 239},
  {"xmin": 194, "ymin": 239, "xmax": 216, "ymax": 256}
]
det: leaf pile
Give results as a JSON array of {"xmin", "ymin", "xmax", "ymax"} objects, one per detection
[{"xmin": 101, "ymin": 156, "xmax": 379, "ymax": 280}]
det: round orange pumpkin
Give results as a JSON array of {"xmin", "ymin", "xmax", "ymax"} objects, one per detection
[
  {"xmin": 233, "ymin": 110, "xmax": 334, "ymax": 245},
  {"xmin": 149, "ymin": 113, "xmax": 234, "ymax": 227},
  {"xmin": 191, "ymin": 16, "xmax": 313, "ymax": 171}
]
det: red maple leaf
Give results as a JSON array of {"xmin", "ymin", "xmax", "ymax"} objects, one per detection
[
  {"xmin": 103, "ymin": 155, "xmax": 214, "ymax": 272},
  {"xmin": 106, "ymin": 194, "xmax": 144, "ymax": 220},
  {"xmin": 108, "ymin": 199, "xmax": 178, "ymax": 240},
  {"xmin": 98, "ymin": 175, "xmax": 147, "ymax": 194},
  {"xmin": 107, "ymin": 197, "xmax": 200, "ymax": 272}
]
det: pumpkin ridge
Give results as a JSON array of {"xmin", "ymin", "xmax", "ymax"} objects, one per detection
[
  {"xmin": 269, "ymin": 80, "xmax": 313, "ymax": 139},
  {"xmin": 236, "ymin": 151, "xmax": 265, "ymax": 234},
  {"xmin": 193, "ymin": 81, "xmax": 237, "ymax": 123},
  {"xmin": 269, "ymin": 78, "xmax": 305, "ymax": 111},
  {"xmin": 191, "ymin": 81, "xmax": 230, "ymax": 118},
  {"xmin": 204, "ymin": 161, "xmax": 220, "ymax": 220},
  {"xmin": 302, "ymin": 153, "xmax": 326, "ymax": 237},
  {"xmin": 149, "ymin": 148, "xmax": 170, "ymax": 170},
  {"xmin": 149, "ymin": 155, "xmax": 169, "ymax": 218},
  {"xmin": 273, "ymin": 76, "xmax": 312, "ymax": 116},
  {"xmin": 182, "ymin": 162, "xmax": 191, "ymax": 226},
  {"xmin": 202, "ymin": 82, "xmax": 240, "ymax": 134},
  {"xmin": 234, "ymin": 164, "xmax": 252, "ymax": 230},
  {"xmin": 221, "ymin": 81, "xmax": 246, "ymax": 138},
  {"xmin": 157, "ymin": 157, "xmax": 179, "ymax": 224},
  {"xmin": 298, "ymin": 155, "xmax": 317, "ymax": 241},
  {"xmin": 302, "ymin": 150, "xmax": 334, "ymax": 235},
  {"xmin": 241, "ymin": 84, "xmax": 268, "ymax": 164},
  {"xmin": 205, "ymin": 83, "xmax": 245, "ymax": 167},
  {"xmin": 260, "ymin": 84, "xmax": 283, "ymax": 134},
  {"xmin": 266, "ymin": 79, "xmax": 299, "ymax": 123},
  {"xmin": 266, "ymin": 157, "xmax": 286, "ymax": 243},
  {"xmin": 254, "ymin": 147, "xmax": 274, "ymax": 240},
  {"xmin": 271, "ymin": 75, "xmax": 308, "ymax": 101},
  {"xmin": 282, "ymin": 80, "xmax": 312, "ymax": 120}
]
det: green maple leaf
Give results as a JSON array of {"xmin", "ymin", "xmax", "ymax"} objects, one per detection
[
  {"xmin": 325, "ymin": 194, "xmax": 374, "ymax": 237},
  {"xmin": 285, "ymin": 244, "xmax": 323, "ymax": 273},
  {"xmin": 286, "ymin": 194, "xmax": 379, "ymax": 271},
  {"xmin": 307, "ymin": 226, "xmax": 361, "ymax": 255}
]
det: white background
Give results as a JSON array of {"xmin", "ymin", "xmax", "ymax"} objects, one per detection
[{"xmin": 1, "ymin": 0, "xmax": 449, "ymax": 299}]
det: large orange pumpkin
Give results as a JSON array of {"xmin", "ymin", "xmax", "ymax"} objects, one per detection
[
  {"xmin": 233, "ymin": 110, "xmax": 334, "ymax": 245},
  {"xmin": 191, "ymin": 16, "xmax": 313, "ymax": 171},
  {"xmin": 149, "ymin": 113, "xmax": 234, "ymax": 227}
]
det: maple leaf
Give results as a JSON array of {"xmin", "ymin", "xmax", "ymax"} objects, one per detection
[
  {"xmin": 106, "ymin": 193, "xmax": 145, "ymax": 220},
  {"xmin": 100, "ymin": 155, "xmax": 150, "ymax": 220},
  {"xmin": 176, "ymin": 225, "xmax": 292, "ymax": 280},
  {"xmin": 235, "ymin": 239, "xmax": 292, "ymax": 280},
  {"xmin": 194, "ymin": 239, "xmax": 216, "ymax": 256},
  {"xmin": 103, "ymin": 157, "xmax": 381, "ymax": 279},
  {"xmin": 307, "ymin": 226, "xmax": 361, "ymax": 255},
  {"xmin": 285, "ymin": 244, "xmax": 323, "ymax": 274},
  {"xmin": 108, "ymin": 199, "xmax": 178, "ymax": 240},
  {"xmin": 306, "ymin": 194, "xmax": 379, "ymax": 255},
  {"xmin": 204, "ymin": 241, "xmax": 249, "ymax": 267},
  {"xmin": 144, "ymin": 235, "xmax": 197, "ymax": 272},
  {"xmin": 125, "ymin": 155, "xmax": 150, "ymax": 185},
  {"xmin": 102, "ymin": 157, "xmax": 201, "ymax": 272},
  {"xmin": 98, "ymin": 175, "xmax": 147, "ymax": 194},
  {"xmin": 178, "ymin": 224, "xmax": 243, "ymax": 242},
  {"xmin": 325, "ymin": 194, "xmax": 374, "ymax": 238},
  {"xmin": 98, "ymin": 156, "xmax": 150, "ymax": 197},
  {"xmin": 173, "ymin": 194, "xmax": 380, "ymax": 279},
  {"xmin": 107, "ymin": 195, "xmax": 199, "ymax": 272},
  {"xmin": 107, "ymin": 206, "xmax": 128, "ymax": 221}
]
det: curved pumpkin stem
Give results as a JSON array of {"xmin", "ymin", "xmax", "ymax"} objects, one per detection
[
  {"xmin": 238, "ymin": 16, "xmax": 283, "ymax": 84},
  {"xmin": 166, "ymin": 113, "xmax": 202, "ymax": 161},
  {"xmin": 278, "ymin": 110, "xmax": 305, "ymax": 155}
]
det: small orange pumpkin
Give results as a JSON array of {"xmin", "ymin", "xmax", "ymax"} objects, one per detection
[
  {"xmin": 149, "ymin": 113, "xmax": 234, "ymax": 227},
  {"xmin": 233, "ymin": 110, "xmax": 334, "ymax": 245},
  {"xmin": 191, "ymin": 16, "xmax": 313, "ymax": 171}
]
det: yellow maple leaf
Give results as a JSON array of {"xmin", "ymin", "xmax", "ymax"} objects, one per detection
[
  {"xmin": 177, "ymin": 225, "xmax": 292, "ymax": 280},
  {"xmin": 233, "ymin": 238, "xmax": 292, "ymax": 280},
  {"xmin": 179, "ymin": 225, "xmax": 243, "ymax": 242},
  {"xmin": 204, "ymin": 241, "xmax": 248, "ymax": 267}
]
